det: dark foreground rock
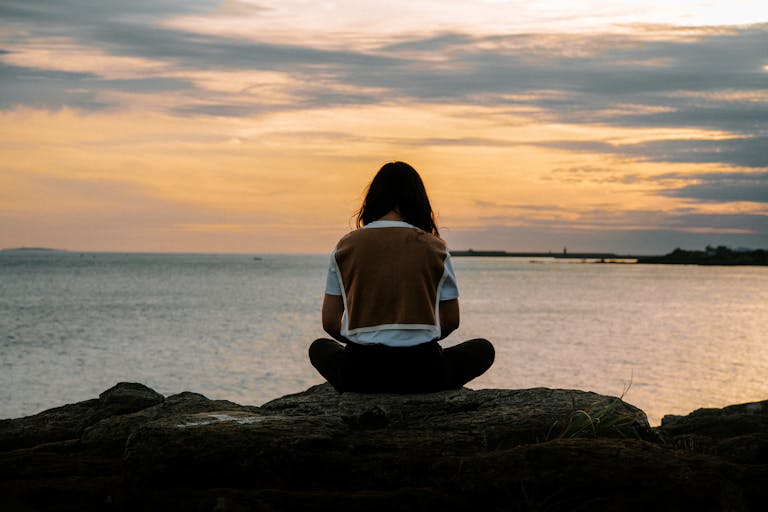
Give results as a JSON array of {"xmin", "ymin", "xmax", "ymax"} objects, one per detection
[{"xmin": 1, "ymin": 383, "xmax": 766, "ymax": 511}]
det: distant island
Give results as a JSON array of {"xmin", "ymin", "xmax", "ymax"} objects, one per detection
[
  {"xmin": 637, "ymin": 246, "xmax": 767, "ymax": 266},
  {"xmin": 0, "ymin": 247, "xmax": 66, "ymax": 253},
  {"xmin": 452, "ymin": 246, "xmax": 767, "ymax": 266},
  {"xmin": 451, "ymin": 249, "xmax": 637, "ymax": 261},
  {"xmin": 0, "ymin": 247, "xmax": 67, "ymax": 252}
]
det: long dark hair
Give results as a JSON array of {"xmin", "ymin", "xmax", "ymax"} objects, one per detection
[{"xmin": 356, "ymin": 161, "xmax": 439, "ymax": 237}]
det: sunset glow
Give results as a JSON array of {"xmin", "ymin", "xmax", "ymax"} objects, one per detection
[{"xmin": 1, "ymin": 1, "xmax": 766, "ymax": 253}]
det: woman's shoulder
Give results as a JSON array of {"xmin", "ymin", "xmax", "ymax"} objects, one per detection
[{"xmin": 337, "ymin": 225, "xmax": 445, "ymax": 251}]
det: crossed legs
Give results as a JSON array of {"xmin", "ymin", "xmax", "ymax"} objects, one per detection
[{"xmin": 309, "ymin": 338, "xmax": 494, "ymax": 393}]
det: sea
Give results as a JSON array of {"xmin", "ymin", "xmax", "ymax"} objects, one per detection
[{"xmin": 1, "ymin": 251, "xmax": 766, "ymax": 425}]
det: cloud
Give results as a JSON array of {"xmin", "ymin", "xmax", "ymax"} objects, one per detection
[
  {"xmin": 379, "ymin": 33, "xmax": 477, "ymax": 53},
  {"xmin": 0, "ymin": 63, "xmax": 106, "ymax": 110},
  {"xmin": 659, "ymin": 171, "xmax": 768, "ymax": 203},
  {"xmin": 0, "ymin": 1, "xmax": 214, "ymax": 28},
  {"xmin": 474, "ymin": 200, "xmax": 567, "ymax": 211},
  {"xmin": 477, "ymin": 207, "xmax": 767, "ymax": 233},
  {"xmin": 455, "ymin": 194, "xmax": 768, "ymax": 250},
  {"xmin": 444, "ymin": 223, "xmax": 768, "ymax": 254},
  {"xmin": 359, "ymin": 26, "xmax": 768, "ymax": 106},
  {"xmin": 634, "ymin": 137, "xmax": 768, "ymax": 168},
  {"xmin": 589, "ymin": 103, "xmax": 768, "ymax": 135},
  {"xmin": 546, "ymin": 166, "xmax": 641, "ymax": 184},
  {"xmin": 3, "ymin": 1, "xmax": 767, "ymax": 130},
  {"xmin": 544, "ymin": 166, "xmax": 768, "ymax": 204},
  {"xmin": 443, "ymin": 206, "xmax": 768, "ymax": 253},
  {"xmin": 1, "ymin": 2, "xmax": 767, "ymax": 204},
  {"xmin": 541, "ymin": 135, "xmax": 768, "ymax": 170}
]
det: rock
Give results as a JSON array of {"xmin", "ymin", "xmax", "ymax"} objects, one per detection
[
  {"xmin": 0, "ymin": 382, "xmax": 163, "ymax": 451},
  {"xmin": 1, "ymin": 382, "xmax": 767, "ymax": 511},
  {"xmin": 96, "ymin": 382, "xmax": 164, "ymax": 418},
  {"xmin": 0, "ymin": 384, "xmax": 249, "ymax": 511},
  {"xmin": 0, "ymin": 398, "xmax": 101, "ymax": 452},
  {"xmin": 81, "ymin": 391, "xmax": 253, "ymax": 453},
  {"xmin": 262, "ymin": 383, "xmax": 658, "ymax": 441},
  {"xmin": 659, "ymin": 399, "xmax": 768, "ymax": 464}
]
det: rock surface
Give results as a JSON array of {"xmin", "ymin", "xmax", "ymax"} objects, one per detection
[
  {"xmin": 658, "ymin": 399, "xmax": 768, "ymax": 464},
  {"xmin": 1, "ymin": 382, "xmax": 766, "ymax": 511}
]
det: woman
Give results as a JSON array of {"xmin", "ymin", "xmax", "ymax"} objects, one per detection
[{"xmin": 309, "ymin": 161, "xmax": 494, "ymax": 393}]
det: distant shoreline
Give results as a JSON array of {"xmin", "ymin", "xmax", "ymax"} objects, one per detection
[
  {"xmin": 2, "ymin": 247, "xmax": 766, "ymax": 265},
  {"xmin": 451, "ymin": 249, "xmax": 643, "ymax": 260},
  {"xmin": 452, "ymin": 247, "xmax": 768, "ymax": 266},
  {"xmin": 0, "ymin": 247, "xmax": 66, "ymax": 253}
]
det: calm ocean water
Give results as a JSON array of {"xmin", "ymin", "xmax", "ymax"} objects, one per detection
[{"xmin": 1, "ymin": 251, "xmax": 766, "ymax": 425}]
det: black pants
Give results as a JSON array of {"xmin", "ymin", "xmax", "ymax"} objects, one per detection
[{"xmin": 308, "ymin": 338, "xmax": 495, "ymax": 393}]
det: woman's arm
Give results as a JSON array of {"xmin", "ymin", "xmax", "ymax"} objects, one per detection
[
  {"xmin": 439, "ymin": 299, "xmax": 460, "ymax": 340},
  {"xmin": 322, "ymin": 293, "xmax": 349, "ymax": 343}
]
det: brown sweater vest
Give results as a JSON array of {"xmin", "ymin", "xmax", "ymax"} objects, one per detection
[{"xmin": 334, "ymin": 226, "xmax": 448, "ymax": 334}]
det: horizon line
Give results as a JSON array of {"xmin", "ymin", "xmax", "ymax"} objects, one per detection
[{"xmin": 4, "ymin": 245, "xmax": 764, "ymax": 257}]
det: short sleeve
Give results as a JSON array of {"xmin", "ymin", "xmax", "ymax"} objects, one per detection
[
  {"xmin": 439, "ymin": 252, "xmax": 459, "ymax": 301},
  {"xmin": 324, "ymin": 250, "xmax": 342, "ymax": 296}
]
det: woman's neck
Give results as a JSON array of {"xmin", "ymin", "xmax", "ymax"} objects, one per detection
[{"xmin": 378, "ymin": 210, "xmax": 404, "ymax": 222}]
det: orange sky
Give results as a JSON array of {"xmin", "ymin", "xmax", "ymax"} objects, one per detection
[{"xmin": 1, "ymin": 1, "xmax": 766, "ymax": 253}]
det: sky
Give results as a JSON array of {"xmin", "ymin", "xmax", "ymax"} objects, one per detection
[{"xmin": 1, "ymin": 0, "xmax": 767, "ymax": 254}]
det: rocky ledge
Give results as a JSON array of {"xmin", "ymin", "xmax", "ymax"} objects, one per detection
[{"xmin": 1, "ymin": 383, "xmax": 766, "ymax": 511}]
